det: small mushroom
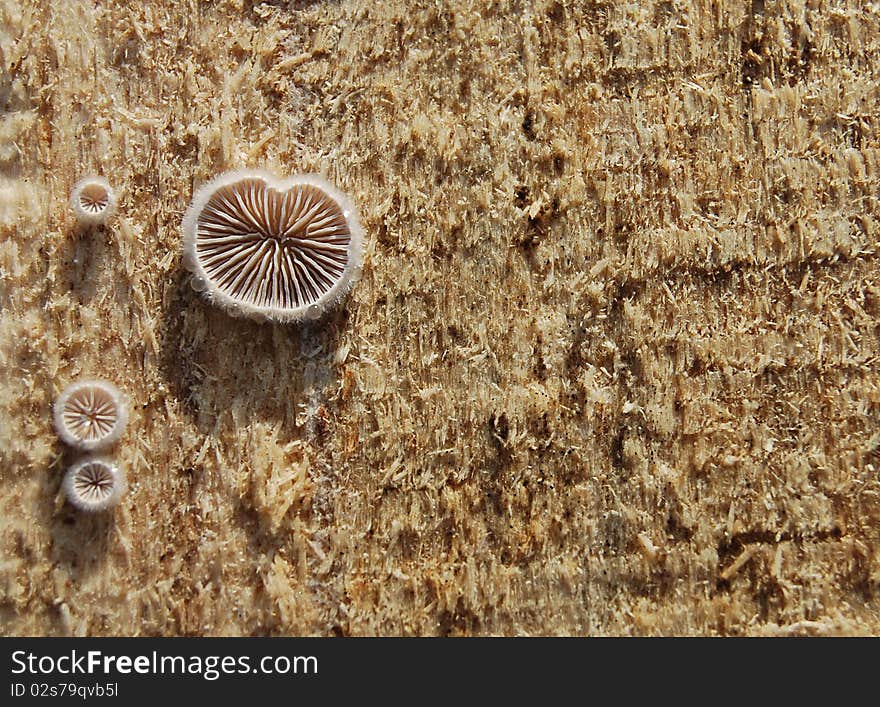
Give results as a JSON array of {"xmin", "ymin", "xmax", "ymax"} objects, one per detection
[
  {"xmin": 62, "ymin": 458, "xmax": 126, "ymax": 512},
  {"xmin": 70, "ymin": 176, "xmax": 116, "ymax": 225},
  {"xmin": 181, "ymin": 170, "xmax": 363, "ymax": 323},
  {"xmin": 53, "ymin": 380, "xmax": 128, "ymax": 452}
]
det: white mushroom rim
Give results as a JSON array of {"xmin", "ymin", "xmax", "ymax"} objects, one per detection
[
  {"xmin": 62, "ymin": 458, "xmax": 126, "ymax": 512},
  {"xmin": 70, "ymin": 176, "xmax": 116, "ymax": 225},
  {"xmin": 181, "ymin": 169, "xmax": 364, "ymax": 323},
  {"xmin": 53, "ymin": 379, "xmax": 129, "ymax": 452}
]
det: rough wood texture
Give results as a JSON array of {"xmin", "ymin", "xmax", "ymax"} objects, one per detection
[{"xmin": 1, "ymin": 0, "xmax": 879, "ymax": 636}]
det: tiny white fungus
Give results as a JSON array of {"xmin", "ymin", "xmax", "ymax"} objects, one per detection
[
  {"xmin": 62, "ymin": 458, "xmax": 126, "ymax": 512},
  {"xmin": 53, "ymin": 379, "xmax": 128, "ymax": 452},
  {"xmin": 70, "ymin": 176, "xmax": 116, "ymax": 225}
]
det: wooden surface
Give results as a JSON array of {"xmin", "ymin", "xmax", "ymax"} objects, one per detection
[{"xmin": 1, "ymin": 0, "xmax": 878, "ymax": 635}]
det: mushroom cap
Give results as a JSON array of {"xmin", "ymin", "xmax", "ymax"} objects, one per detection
[
  {"xmin": 181, "ymin": 170, "xmax": 363, "ymax": 323},
  {"xmin": 70, "ymin": 176, "xmax": 116, "ymax": 225},
  {"xmin": 62, "ymin": 458, "xmax": 126, "ymax": 512},
  {"xmin": 53, "ymin": 379, "xmax": 128, "ymax": 452}
]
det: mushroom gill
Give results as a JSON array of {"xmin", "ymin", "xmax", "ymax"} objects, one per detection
[{"xmin": 182, "ymin": 171, "xmax": 363, "ymax": 323}]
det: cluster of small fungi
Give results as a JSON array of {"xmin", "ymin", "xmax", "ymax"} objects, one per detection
[
  {"xmin": 53, "ymin": 380, "xmax": 128, "ymax": 511},
  {"xmin": 56, "ymin": 170, "xmax": 362, "ymax": 511}
]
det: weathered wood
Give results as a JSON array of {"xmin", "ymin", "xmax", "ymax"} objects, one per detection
[{"xmin": 0, "ymin": 0, "xmax": 878, "ymax": 635}]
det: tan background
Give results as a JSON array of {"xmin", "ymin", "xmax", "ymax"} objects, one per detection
[{"xmin": 1, "ymin": 0, "xmax": 878, "ymax": 636}]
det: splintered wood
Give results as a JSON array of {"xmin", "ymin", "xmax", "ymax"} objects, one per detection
[{"xmin": 0, "ymin": 0, "xmax": 878, "ymax": 635}]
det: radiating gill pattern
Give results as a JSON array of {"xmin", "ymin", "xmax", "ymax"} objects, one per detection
[
  {"xmin": 70, "ymin": 176, "xmax": 115, "ymax": 225},
  {"xmin": 71, "ymin": 461, "xmax": 116, "ymax": 505},
  {"xmin": 61, "ymin": 385, "xmax": 120, "ymax": 443},
  {"xmin": 63, "ymin": 458, "xmax": 126, "ymax": 512},
  {"xmin": 78, "ymin": 184, "xmax": 110, "ymax": 214},
  {"xmin": 194, "ymin": 179, "xmax": 351, "ymax": 310}
]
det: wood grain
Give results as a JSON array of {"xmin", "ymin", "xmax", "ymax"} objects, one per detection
[{"xmin": 0, "ymin": 0, "xmax": 878, "ymax": 635}]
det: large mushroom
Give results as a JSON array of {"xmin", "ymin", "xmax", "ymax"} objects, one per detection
[{"xmin": 181, "ymin": 170, "xmax": 363, "ymax": 323}]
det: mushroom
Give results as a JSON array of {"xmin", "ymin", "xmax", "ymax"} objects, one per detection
[
  {"xmin": 181, "ymin": 170, "xmax": 363, "ymax": 323},
  {"xmin": 70, "ymin": 176, "xmax": 116, "ymax": 225},
  {"xmin": 62, "ymin": 458, "xmax": 126, "ymax": 512},
  {"xmin": 53, "ymin": 380, "xmax": 128, "ymax": 452}
]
